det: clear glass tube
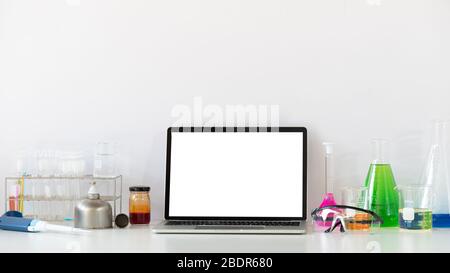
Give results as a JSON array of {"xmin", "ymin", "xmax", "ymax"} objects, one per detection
[
  {"xmin": 372, "ymin": 138, "xmax": 388, "ymax": 164},
  {"xmin": 323, "ymin": 142, "xmax": 335, "ymax": 194}
]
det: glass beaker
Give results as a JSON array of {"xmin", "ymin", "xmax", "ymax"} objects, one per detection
[
  {"xmin": 364, "ymin": 139, "xmax": 399, "ymax": 227},
  {"xmin": 93, "ymin": 142, "xmax": 117, "ymax": 178},
  {"xmin": 422, "ymin": 120, "xmax": 450, "ymax": 228},
  {"xmin": 341, "ymin": 186, "xmax": 373, "ymax": 231},
  {"xmin": 397, "ymin": 185, "xmax": 432, "ymax": 230}
]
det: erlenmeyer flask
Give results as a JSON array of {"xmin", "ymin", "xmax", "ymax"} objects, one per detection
[
  {"xmin": 364, "ymin": 139, "xmax": 399, "ymax": 227},
  {"xmin": 423, "ymin": 120, "xmax": 450, "ymax": 227}
]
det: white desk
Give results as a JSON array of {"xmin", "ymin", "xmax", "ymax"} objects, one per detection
[{"xmin": 0, "ymin": 222, "xmax": 448, "ymax": 253}]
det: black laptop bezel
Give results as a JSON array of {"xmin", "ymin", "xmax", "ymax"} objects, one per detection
[{"xmin": 164, "ymin": 127, "xmax": 308, "ymax": 221}]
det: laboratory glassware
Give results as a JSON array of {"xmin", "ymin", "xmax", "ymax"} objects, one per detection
[
  {"xmin": 363, "ymin": 139, "xmax": 399, "ymax": 227},
  {"xmin": 341, "ymin": 186, "xmax": 373, "ymax": 231},
  {"xmin": 129, "ymin": 186, "xmax": 151, "ymax": 225},
  {"xmin": 421, "ymin": 120, "xmax": 450, "ymax": 228},
  {"xmin": 15, "ymin": 151, "xmax": 30, "ymax": 177},
  {"xmin": 8, "ymin": 184, "xmax": 20, "ymax": 212},
  {"xmin": 5, "ymin": 176, "xmax": 123, "ymax": 222},
  {"xmin": 93, "ymin": 142, "xmax": 117, "ymax": 178},
  {"xmin": 397, "ymin": 185, "xmax": 432, "ymax": 230},
  {"xmin": 314, "ymin": 143, "xmax": 338, "ymax": 231}
]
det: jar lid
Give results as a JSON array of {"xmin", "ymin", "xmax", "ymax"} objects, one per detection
[
  {"xmin": 130, "ymin": 186, "xmax": 151, "ymax": 192},
  {"xmin": 115, "ymin": 214, "xmax": 130, "ymax": 228}
]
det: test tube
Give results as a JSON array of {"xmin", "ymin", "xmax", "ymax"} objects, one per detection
[
  {"xmin": 44, "ymin": 181, "xmax": 52, "ymax": 221},
  {"xmin": 55, "ymin": 182, "xmax": 63, "ymax": 221},
  {"xmin": 31, "ymin": 180, "xmax": 37, "ymax": 219},
  {"xmin": 8, "ymin": 183, "xmax": 20, "ymax": 212},
  {"xmin": 36, "ymin": 180, "xmax": 44, "ymax": 220}
]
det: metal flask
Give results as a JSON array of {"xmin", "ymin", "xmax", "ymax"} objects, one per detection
[{"xmin": 74, "ymin": 183, "xmax": 113, "ymax": 229}]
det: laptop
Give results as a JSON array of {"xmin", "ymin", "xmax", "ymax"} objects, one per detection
[{"xmin": 153, "ymin": 127, "xmax": 307, "ymax": 234}]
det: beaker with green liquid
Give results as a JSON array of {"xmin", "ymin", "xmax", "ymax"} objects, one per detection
[{"xmin": 364, "ymin": 139, "xmax": 399, "ymax": 227}]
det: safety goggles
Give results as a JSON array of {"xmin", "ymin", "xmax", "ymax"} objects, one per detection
[{"xmin": 311, "ymin": 205, "xmax": 383, "ymax": 233}]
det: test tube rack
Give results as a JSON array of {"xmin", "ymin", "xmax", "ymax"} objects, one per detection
[{"xmin": 4, "ymin": 175, "xmax": 123, "ymax": 222}]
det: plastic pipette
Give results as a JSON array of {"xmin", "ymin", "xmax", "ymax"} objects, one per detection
[{"xmin": 0, "ymin": 211, "xmax": 89, "ymax": 234}]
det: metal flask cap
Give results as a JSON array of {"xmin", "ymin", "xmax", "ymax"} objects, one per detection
[{"xmin": 74, "ymin": 182, "xmax": 113, "ymax": 229}]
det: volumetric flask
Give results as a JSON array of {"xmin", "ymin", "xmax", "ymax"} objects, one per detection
[{"xmin": 313, "ymin": 143, "xmax": 338, "ymax": 232}]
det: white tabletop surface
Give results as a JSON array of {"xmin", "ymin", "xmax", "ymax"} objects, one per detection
[{"xmin": 0, "ymin": 221, "xmax": 448, "ymax": 253}]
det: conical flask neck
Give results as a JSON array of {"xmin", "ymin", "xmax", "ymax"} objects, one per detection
[{"xmin": 372, "ymin": 139, "xmax": 389, "ymax": 164}]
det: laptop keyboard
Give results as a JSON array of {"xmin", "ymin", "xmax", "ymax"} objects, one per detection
[{"xmin": 166, "ymin": 221, "xmax": 301, "ymax": 226}]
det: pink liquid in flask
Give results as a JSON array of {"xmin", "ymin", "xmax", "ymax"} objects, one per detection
[
  {"xmin": 315, "ymin": 193, "xmax": 338, "ymax": 228},
  {"xmin": 314, "ymin": 143, "xmax": 339, "ymax": 231}
]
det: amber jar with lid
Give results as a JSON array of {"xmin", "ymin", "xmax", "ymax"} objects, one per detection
[{"xmin": 129, "ymin": 186, "xmax": 151, "ymax": 225}]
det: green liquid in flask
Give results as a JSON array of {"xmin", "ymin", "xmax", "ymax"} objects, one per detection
[{"xmin": 364, "ymin": 164, "xmax": 399, "ymax": 227}]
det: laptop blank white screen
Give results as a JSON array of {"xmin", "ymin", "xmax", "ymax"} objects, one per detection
[{"xmin": 168, "ymin": 131, "xmax": 304, "ymax": 218}]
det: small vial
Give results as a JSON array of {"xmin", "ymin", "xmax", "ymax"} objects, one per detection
[{"xmin": 129, "ymin": 186, "xmax": 151, "ymax": 225}]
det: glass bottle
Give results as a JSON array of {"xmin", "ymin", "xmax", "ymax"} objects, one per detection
[
  {"xmin": 423, "ymin": 120, "xmax": 450, "ymax": 227},
  {"xmin": 363, "ymin": 139, "xmax": 399, "ymax": 227},
  {"xmin": 129, "ymin": 186, "xmax": 151, "ymax": 225}
]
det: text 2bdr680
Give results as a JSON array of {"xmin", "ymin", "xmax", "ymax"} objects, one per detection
[{"xmin": 221, "ymin": 258, "xmax": 273, "ymax": 269}]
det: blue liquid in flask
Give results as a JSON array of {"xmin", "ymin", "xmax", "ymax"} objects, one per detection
[{"xmin": 433, "ymin": 214, "xmax": 450, "ymax": 228}]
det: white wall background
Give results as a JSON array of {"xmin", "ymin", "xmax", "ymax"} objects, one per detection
[{"xmin": 1, "ymin": 0, "xmax": 450, "ymax": 220}]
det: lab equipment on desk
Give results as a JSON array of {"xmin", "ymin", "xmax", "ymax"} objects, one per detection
[
  {"xmin": 364, "ymin": 138, "xmax": 399, "ymax": 227},
  {"xmin": 341, "ymin": 186, "xmax": 372, "ymax": 231},
  {"xmin": 4, "ymin": 176, "xmax": 122, "ymax": 222},
  {"xmin": 397, "ymin": 185, "xmax": 432, "ymax": 230},
  {"xmin": 421, "ymin": 120, "xmax": 450, "ymax": 228},
  {"xmin": 311, "ymin": 205, "xmax": 382, "ymax": 233},
  {"xmin": 0, "ymin": 211, "xmax": 88, "ymax": 234},
  {"xmin": 129, "ymin": 186, "xmax": 151, "ymax": 225},
  {"xmin": 74, "ymin": 182, "xmax": 113, "ymax": 229},
  {"xmin": 93, "ymin": 142, "xmax": 117, "ymax": 178},
  {"xmin": 314, "ymin": 143, "xmax": 338, "ymax": 231}
]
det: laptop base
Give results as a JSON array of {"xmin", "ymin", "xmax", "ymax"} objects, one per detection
[{"xmin": 153, "ymin": 221, "xmax": 307, "ymax": 234}]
